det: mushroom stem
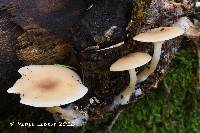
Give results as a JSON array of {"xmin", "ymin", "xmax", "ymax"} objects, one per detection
[
  {"xmin": 46, "ymin": 105, "xmax": 89, "ymax": 127},
  {"xmin": 46, "ymin": 107, "xmax": 75, "ymax": 120},
  {"xmin": 137, "ymin": 42, "xmax": 163, "ymax": 83},
  {"xmin": 129, "ymin": 69, "xmax": 137, "ymax": 87},
  {"xmin": 114, "ymin": 69, "xmax": 137, "ymax": 105}
]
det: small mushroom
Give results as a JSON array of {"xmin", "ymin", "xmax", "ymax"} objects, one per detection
[
  {"xmin": 110, "ymin": 52, "xmax": 151, "ymax": 106},
  {"xmin": 133, "ymin": 27, "xmax": 184, "ymax": 83},
  {"xmin": 7, "ymin": 65, "xmax": 88, "ymax": 107}
]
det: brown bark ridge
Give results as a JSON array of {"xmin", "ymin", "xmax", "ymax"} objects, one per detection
[
  {"xmin": 16, "ymin": 28, "xmax": 72, "ymax": 65},
  {"xmin": 0, "ymin": 0, "xmax": 196, "ymax": 128}
]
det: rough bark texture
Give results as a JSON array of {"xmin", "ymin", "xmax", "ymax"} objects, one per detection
[
  {"xmin": 16, "ymin": 28, "xmax": 72, "ymax": 65},
  {"xmin": 69, "ymin": 0, "xmax": 133, "ymax": 51},
  {"xmin": 0, "ymin": 0, "xmax": 92, "ymax": 37},
  {"xmin": 0, "ymin": 0, "xmax": 196, "ymax": 130}
]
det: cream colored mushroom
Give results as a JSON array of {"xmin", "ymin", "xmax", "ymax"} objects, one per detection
[
  {"xmin": 133, "ymin": 27, "xmax": 184, "ymax": 83},
  {"xmin": 110, "ymin": 52, "xmax": 151, "ymax": 106},
  {"xmin": 7, "ymin": 65, "xmax": 88, "ymax": 107}
]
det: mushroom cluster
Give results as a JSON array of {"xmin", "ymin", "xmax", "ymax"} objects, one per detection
[
  {"xmin": 6, "ymin": 26, "xmax": 185, "ymax": 125},
  {"xmin": 109, "ymin": 26, "xmax": 184, "ymax": 108},
  {"xmin": 1, "ymin": 0, "xmax": 197, "ymax": 128}
]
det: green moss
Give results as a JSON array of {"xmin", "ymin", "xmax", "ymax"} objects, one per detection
[{"xmin": 195, "ymin": 12, "xmax": 200, "ymax": 20}]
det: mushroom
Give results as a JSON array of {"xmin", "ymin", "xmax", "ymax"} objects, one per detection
[
  {"xmin": 133, "ymin": 27, "xmax": 184, "ymax": 83},
  {"xmin": 7, "ymin": 65, "xmax": 88, "ymax": 107},
  {"xmin": 110, "ymin": 52, "xmax": 152, "ymax": 106}
]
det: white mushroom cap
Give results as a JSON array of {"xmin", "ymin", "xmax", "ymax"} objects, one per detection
[
  {"xmin": 133, "ymin": 27, "xmax": 184, "ymax": 42},
  {"xmin": 110, "ymin": 52, "xmax": 152, "ymax": 71},
  {"xmin": 7, "ymin": 65, "xmax": 88, "ymax": 107}
]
